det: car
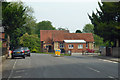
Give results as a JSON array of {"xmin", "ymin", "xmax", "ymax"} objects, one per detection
[
  {"xmin": 22, "ymin": 47, "xmax": 31, "ymax": 57},
  {"xmin": 86, "ymin": 49, "xmax": 95, "ymax": 53},
  {"xmin": 11, "ymin": 47, "xmax": 25, "ymax": 59}
]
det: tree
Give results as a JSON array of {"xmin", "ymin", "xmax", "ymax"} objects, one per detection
[
  {"xmin": 82, "ymin": 24, "xmax": 106, "ymax": 47},
  {"xmin": 88, "ymin": 2, "xmax": 120, "ymax": 47},
  {"xmin": 2, "ymin": 2, "xmax": 26, "ymax": 35},
  {"xmin": 82, "ymin": 24, "xmax": 94, "ymax": 33},
  {"xmin": 75, "ymin": 30, "xmax": 82, "ymax": 33},
  {"xmin": 57, "ymin": 27, "xmax": 67, "ymax": 30},
  {"xmin": 2, "ymin": 1, "xmax": 35, "ymax": 48},
  {"xmin": 35, "ymin": 21, "xmax": 56, "ymax": 37},
  {"xmin": 20, "ymin": 33, "xmax": 40, "ymax": 52}
]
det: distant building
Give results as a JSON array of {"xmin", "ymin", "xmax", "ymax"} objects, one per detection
[{"xmin": 40, "ymin": 30, "xmax": 94, "ymax": 53}]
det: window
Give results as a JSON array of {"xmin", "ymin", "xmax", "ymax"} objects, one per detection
[
  {"xmin": 60, "ymin": 43, "xmax": 64, "ymax": 48},
  {"xmin": 68, "ymin": 44, "xmax": 74, "ymax": 49},
  {"xmin": 78, "ymin": 45, "xmax": 83, "ymax": 49},
  {"xmin": 86, "ymin": 42, "xmax": 88, "ymax": 48}
]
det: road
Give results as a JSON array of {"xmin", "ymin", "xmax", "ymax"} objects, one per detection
[{"xmin": 1, "ymin": 53, "xmax": 119, "ymax": 79}]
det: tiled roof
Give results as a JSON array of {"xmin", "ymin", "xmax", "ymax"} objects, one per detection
[
  {"xmin": 53, "ymin": 33, "xmax": 94, "ymax": 42},
  {"xmin": 40, "ymin": 30, "xmax": 94, "ymax": 43},
  {"xmin": 40, "ymin": 30, "xmax": 69, "ymax": 43}
]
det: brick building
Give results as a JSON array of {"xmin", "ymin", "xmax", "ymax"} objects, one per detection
[{"xmin": 40, "ymin": 30, "xmax": 94, "ymax": 53}]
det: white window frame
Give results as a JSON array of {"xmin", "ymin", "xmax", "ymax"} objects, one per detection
[
  {"xmin": 60, "ymin": 43, "xmax": 64, "ymax": 48},
  {"xmin": 68, "ymin": 44, "xmax": 74, "ymax": 49},
  {"xmin": 78, "ymin": 44, "xmax": 83, "ymax": 49}
]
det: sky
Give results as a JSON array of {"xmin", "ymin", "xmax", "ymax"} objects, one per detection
[{"xmin": 7, "ymin": 0, "xmax": 101, "ymax": 33}]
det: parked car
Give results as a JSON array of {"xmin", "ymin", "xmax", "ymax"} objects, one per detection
[
  {"xmin": 11, "ymin": 47, "xmax": 25, "ymax": 59},
  {"xmin": 22, "ymin": 47, "xmax": 31, "ymax": 57},
  {"xmin": 86, "ymin": 49, "xmax": 95, "ymax": 53}
]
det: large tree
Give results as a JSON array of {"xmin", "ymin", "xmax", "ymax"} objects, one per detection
[
  {"xmin": 88, "ymin": 2, "xmax": 120, "ymax": 47},
  {"xmin": 2, "ymin": 2, "xmax": 26, "ymax": 35},
  {"xmin": 2, "ymin": 1, "xmax": 35, "ymax": 48},
  {"xmin": 35, "ymin": 21, "xmax": 56, "ymax": 37},
  {"xmin": 82, "ymin": 23, "xmax": 105, "ymax": 47},
  {"xmin": 82, "ymin": 24, "xmax": 94, "ymax": 33}
]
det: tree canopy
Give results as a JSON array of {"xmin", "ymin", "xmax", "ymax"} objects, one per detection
[
  {"xmin": 82, "ymin": 24, "xmax": 94, "ymax": 33},
  {"xmin": 88, "ymin": 2, "xmax": 120, "ymax": 47},
  {"xmin": 75, "ymin": 30, "xmax": 82, "ymax": 33},
  {"xmin": 35, "ymin": 21, "xmax": 56, "ymax": 37},
  {"xmin": 20, "ymin": 33, "xmax": 40, "ymax": 52},
  {"xmin": 2, "ymin": 1, "xmax": 36, "ymax": 48},
  {"xmin": 2, "ymin": 2, "xmax": 26, "ymax": 35}
]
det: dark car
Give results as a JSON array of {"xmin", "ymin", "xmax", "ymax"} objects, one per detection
[
  {"xmin": 22, "ymin": 47, "xmax": 30, "ymax": 57},
  {"xmin": 11, "ymin": 47, "xmax": 25, "ymax": 59}
]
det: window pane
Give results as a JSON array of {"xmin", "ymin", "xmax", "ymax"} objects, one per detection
[{"xmin": 78, "ymin": 45, "xmax": 83, "ymax": 49}]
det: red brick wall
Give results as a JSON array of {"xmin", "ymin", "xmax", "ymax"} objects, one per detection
[{"xmin": 64, "ymin": 43, "xmax": 87, "ymax": 53}]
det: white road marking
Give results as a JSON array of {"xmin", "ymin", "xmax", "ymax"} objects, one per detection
[
  {"xmin": 13, "ymin": 76, "xmax": 22, "ymax": 78},
  {"xmin": 16, "ymin": 70, "xmax": 25, "ymax": 73},
  {"xmin": 7, "ymin": 59, "xmax": 17, "ymax": 80},
  {"xmin": 87, "ymin": 67, "xmax": 100, "ymax": 73},
  {"xmin": 99, "ymin": 59, "xmax": 118, "ymax": 63},
  {"xmin": 108, "ymin": 75, "xmax": 119, "ymax": 80}
]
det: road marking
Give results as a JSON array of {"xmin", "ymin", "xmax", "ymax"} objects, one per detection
[
  {"xmin": 13, "ymin": 76, "xmax": 22, "ymax": 78},
  {"xmin": 7, "ymin": 59, "xmax": 17, "ymax": 80},
  {"xmin": 87, "ymin": 67, "xmax": 100, "ymax": 73},
  {"xmin": 99, "ymin": 59, "xmax": 118, "ymax": 63},
  {"xmin": 108, "ymin": 76, "xmax": 118, "ymax": 80},
  {"xmin": 16, "ymin": 70, "xmax": 25, "ymax": 73},
  {"xmin": 108, "ymin": 76, "xmax": 114, "ymax": 78}
]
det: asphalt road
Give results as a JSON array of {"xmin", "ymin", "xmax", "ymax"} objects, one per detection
[{"xmin": 1, "ymin": 53, "xmax": 119, "ymax": 79}]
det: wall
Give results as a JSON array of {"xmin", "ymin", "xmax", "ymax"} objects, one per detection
[
  {"xmin": 65, "ymin": 43, "xmax": 86, "ymax": 53},
  {"xmin": 89, "ymin": 42, "xmax": 94, "ymax": 49},
  {"xmin": 112, "ymin": 47, "xmax": 120, "ymax": 57},
  {"xmin": 54, "ymin": 42, "xmax": 59, "ymax": 50},
  {"xmin": 100, "ymin": 47, "xmax": 106, "ymax": 56}
]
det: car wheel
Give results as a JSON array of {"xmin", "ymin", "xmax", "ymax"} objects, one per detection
[
  {"xmin": 29, "ymin": 55, "xmax": 30, "ymax": 57},
  {"xmin": 12, "ymin": 56, "xmax": 14, "ymax": 59},
  {"xmin": 23, "ymin": 56, "xmax": 25, "ymax": 59}
]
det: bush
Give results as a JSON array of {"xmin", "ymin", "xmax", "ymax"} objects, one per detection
[{"xmin": 94, "ymin": 50, "xmax": 100, "ymax": 53}]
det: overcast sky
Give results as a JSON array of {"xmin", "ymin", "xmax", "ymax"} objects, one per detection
[{"xmin": 7, "ymin": 0, "xmax": 101, "ymax": 33}]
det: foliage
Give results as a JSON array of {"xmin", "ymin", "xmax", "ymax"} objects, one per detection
[
  {"xmin": 0, "ymin": 42, "xmax": 1, "ymax": 47},
  {"xmin": 2, "ymin": 1, "xmax": 36, "ymax": 48},
  {"xmin": 2, "ymin": 2, "xmax": 26, "ymax": 35},
  {"xmin": 0, "ymin": 2, "xmax": 2, "ymax": 20},
  {"xmin": 57, "ymin": 27, "xmax": 67, "ymax": 30},
  {"xmin": 88, "ymin": 2, "xmax": 120, "ymax": 47},
  {"xmin": 35, "ymin": 21, "xmax": 56, "ymax": 37},
  {"xmin": 82, "ymin": 24, "xmax": 94, "ymax": 33},
  {"xmin": 19, "ymin": 33, "xmax": 40, "ymax": 52},
  {"xmin": 93, "ymin": 34, "xmax": 104, "ymax": 47},
  {"xmin": 82, "ymin": 24, "xmax": 105, "ymax": 47},
  {"xmin": 75, "ymin": 30, "xmax": 82, "ymax": 33}
]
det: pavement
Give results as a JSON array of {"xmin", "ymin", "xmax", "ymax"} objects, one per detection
[
  {"xmin": 2, "ymin": 53, "xmax": 119, "ymax": 79},
  {"xmin": 93, "ymin": 55, "xmax": 120, "ymax": 63},
  {"xmin": 72, "ymin": 53, "xmax": 120, "ymax": 62}
]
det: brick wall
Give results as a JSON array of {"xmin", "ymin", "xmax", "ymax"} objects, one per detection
[{"xmin": 64, "ymin": 43, "xmax": 87, "ymax": 53}]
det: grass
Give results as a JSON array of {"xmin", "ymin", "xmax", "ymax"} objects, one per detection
[
  {"xmin": 37, "ymin": 52, "xmax": 71, "ymax": 56},
  {"xmin": 0, "ymin": 41, "xmax": 2, "ymax": 48}
]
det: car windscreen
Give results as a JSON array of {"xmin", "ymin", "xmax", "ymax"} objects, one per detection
[{"xmin": 23, "ymin": 47, "xmax": 29, "ymax": 50}]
